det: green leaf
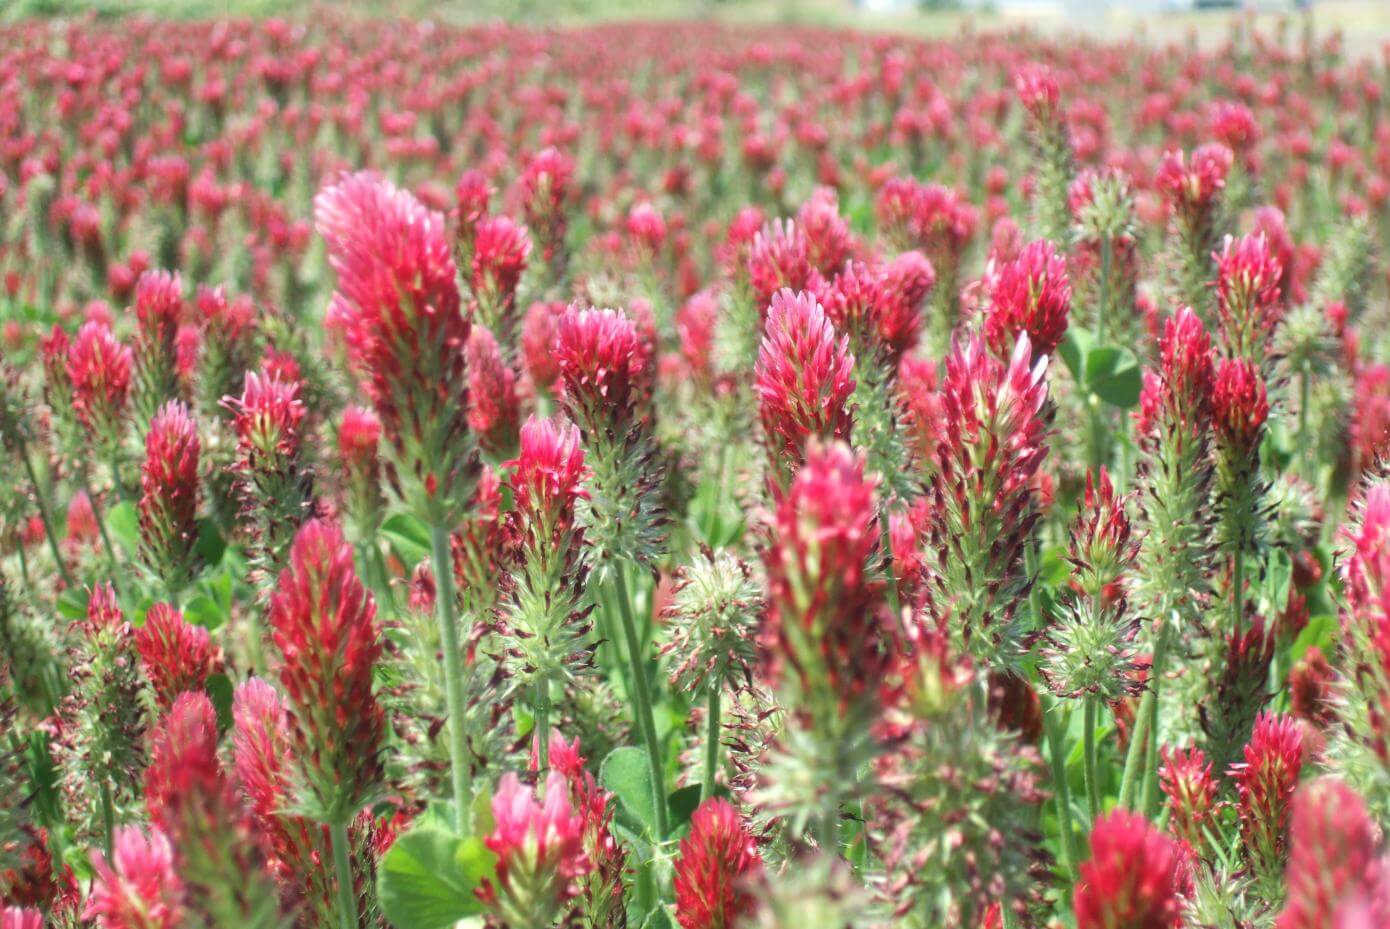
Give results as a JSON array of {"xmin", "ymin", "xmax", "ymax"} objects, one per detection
[
  {"xmin": 206, "ymin": 673, "xmax": 234, "ymax": 731},
  {"xmin": 600, "ymin": 746, "xmax": 659, "ymax": 838},
  {"xmin": 378, "ymin": 827, "xmax": 495, "ymax": 929},
  {"xmin": 381, "ymin": 513, "xmax": 431, "ymax": 567},
  {"xmin": 667, "ymin": 784, "xmax": 705, "ymax": 832},
  {"xmin": 194, "ymin": 517, "xmax": 227, "ymax": 566},
  {"xmin": 1057, "ymin": 327, "xmax": 1095, "ymax": 385},
  {"xmin": 1083, "ymin": 345, "xmax": 1143, "ymax": 409},
  {"xmin": 104, "ymin": 501, "xmax": 140, "ymax": 556},
  {"xmin": 57, "ymin": 586, "xmax": 89, "ymax": 620}
]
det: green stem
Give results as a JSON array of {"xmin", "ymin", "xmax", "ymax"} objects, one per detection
[
  {"xmin": 612, "ymin": 564, "xmax": 669, "ymax": 839},
  {"xmin": 1043, "ymin": 698, "xmax": 1079, "ymax": 876},
  {"xmin": 99, "ymin": 778, "xmax": 114, "ymax": 860},
  {"xmin": 430, "ymin": 521, "xmax": 472, "ymax": 835},
  {"xmin": 1118, "ymin": 615, "xmax": 1174, "ymax": 810},
  {"xmin": 1231, "ymin": 551, "xmax": 1244, "ymax": 633},
  {"xmin": 1083, "ymin": 698, "xmax": 1102, "ymax": 821},
  {"xmin": 535, "ymin": 678, "xmax": 551, "ymax": 770},
  {"xmin": 330, "ymin": 820, "xmax": 359, "ymax": 929},
  {"xmin": 84, "ymin": 482, "xmax": 121, "ymax": 592},
  {"xmin": 702, "ymin": 685, "xmax": 721, "ymax": 803},
  {"xmin": 18, "ymin": 437, "xmax": 75, "ymax": 586},
  {"xmin": 1097, "ymin": 237, "xmax": 1112, "ymax": 345}
]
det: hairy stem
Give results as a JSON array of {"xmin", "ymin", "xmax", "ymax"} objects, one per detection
[
  {"xmin": 330, "ymin": 820, "xmax": 359, "ymax": 929},
  {"xmin": 613, "ymin": 564, "xmax": 669, "ymax": 839},
  {"xmin": 1083, "ymin": 697, "xmax": 1102, "ymax": 821},
  {"xmin": 702, "ymin": 685, "xmax": 721, "ymax": 803},
  {"xmin": 1043, "ymin": 698, "xmax": 1079, "ymax": 876},
  {"xmin": 430, "ymin": 521, "xmax": 472, "ymax": 834},
  {"xmin": 1118, "ymin": 615, "xmax": 1174, "ymax": 810},
  {"xmin": 18, "ymin": 437, "xmax": 75, "ymax": 586}
]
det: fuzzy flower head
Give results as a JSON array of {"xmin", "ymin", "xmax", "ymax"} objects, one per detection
[
  {"xmin": 763, "ymin": 442, "xmax": 886, "ymax": 717},
  {"xmin": 1014, "ymin": 62, "xmax": 1061, "ymax": 121},
  {"xmin": 1230, "ymin": 712, "xmax": 1304, "ymax": 880},
  {"xmin": 1277, "ymin": 778, "xmax": 1390, "ymax": 929},
  {"xmin": 133, "ymin": 270, "xmax": 183, "ymax": 359},
  {"xmin": 1074, "ymin": 810, "xmax": 1191, "ymax": 929},
  {"xmin": 519, "ymin": 147, "xmax": 575, "ymax": 268},
  {"xmin": 137, "ymin": 401, "xmax": 201, "ymax": 591},
  {"xmin": 755, "ymin": 289, "xmax": 856, "ymax": 487},
  {"xmin": 267, "ymin": 518, "xmax": 384, "ymax": 824},
  {"xmin": 1155, "ymin": 144, "xmax": 1233, "ymax": 217},
  {"xmin": 796, "ymin": 188, "xmax": 854, "ymax": 277},
  {"xmin": 338, "ymin": 404, "xmax": 384, "ymax": 541},
  {"xmin": 1211, "ymin": 358, "xmax": 1269, "ymax": 455},
  {"xmin": 84, "ymin": 826, "xmax": 184, "ymax": 929},
  {"xmin": 1158, "ymin": 746, "xmax": 1218, "ymax": 854},
  {"xmin": 509, "ymin": 415, "xmax": 587, "ymax": 535},
  {"xmin": 135, "ymin": 603, "xmax": 218, "ymax": 710},
  {"xmin": 1215, "ymin": 232, "xmax": 1284, "ymax": 360},
  {"xmin": 316, "ymin": 171, "xmax": 477, "ymax": 523},
  {"xmin": 470, "ymin": 215, "xmax": 531, "ymax": 336},
  {"xmin": 2, "ymin": 909, "xmax": 42, "ymax": 929},
  {"xmin": 983, "ymin": 238, "xmax": 1071, "ymax": 359},
  {"xmin": 926, "ymin": 334, "xmax": 1051, "ymax": 666},
  {"xmin": 142, "ymin": 690, "xmax": 222, "ymax": 832},
  {"xmin": 661, "ymin": 548, "xmax": 762, "ymax": 697},
  {"xmin": 1136, "ymin": 308, "xmax": 1214, "ymax": 440},
  {"xmin": 466, "ymin": 326, "xmax": 520, "ymax": 456},
  {"xmin": 480, "ymin": 772, "xmax": 591, "ymax": 928},
  {"xmin": 227, "ymin": 369, "xmax": 305, "ymax": 467},
  {"xmin": 555, "ymin": 305, "xmax": 651, "ymax": 434},
  {"xmin": 747, "ymin": 221, "xmax": 814, "ymax": 310},
  {"xmin": 1069, "ymin": 467, "xmax": 1137, "ymax": 600},
  {"xmin": 67, "ymin": 320, "xmax": 132, "ymax": 445},
  {"xmin": 879, "ymin": 250, "xmax": 935, "ymax": 358},
  {"xmin": 673, "ymin": 798, "xmax": 764, "ymax": 929}
]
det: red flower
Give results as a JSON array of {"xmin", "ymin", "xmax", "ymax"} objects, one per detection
[
  {"xmin": 338, "ymin": 404, "xmax": 384, "ymax": 537},
  {"xmin": 747, "ymin": 220, "xmax": 814, "ymax": 310},
  {"xmin": 1215, "ymin": 232, "xmax": 1284, "ymax": 358},
  {"xmin": 133, "ymin": 270, "xmax": 184, "ymax": 364},
  {"xmin": 1074, "ymin": 809, "xmax": 1190, "ymax": 929},
  {"xmin": 521, "ymin": 300, "xmax": 567, "ymax": 392},
  {"xmin": 555, "ymin": 305, "xmax": 651, "ymax": 432},
  {"xmin": 754, "ymin": 289, "xmax": 856, "ymax": 484},
  {"xmin": 983, "ymin": 239, "xmax": 1071, "ymax": 359},
  {"xmin": 1230, "ymin": 712, "xmax": 1304, "ymax": 875},
  {"xmin": 673, "ymin": 798, "xmax": 764, "ymax": 929},
  {"xmin": 315, "ymin": 171, "xmax": 476, "ymax": 520},
  {"xmin": 471, "ymin": 214, "xmax": 531, "ymax": 325},
  {"xmin": 508, "ymin": 415, "xmax": 588, "ymax": 534},
  {"xmin": 137, "ymin": 401, "xmax": 201, "ymax": 587},
  {"xmin": 2, "ymin": 909, "xmax": 42, "ymax": 929},
  {"xmin": 1155, "ymin": 144, "xmax": 1233, "ymax": 215},
  {"xmin": 135, "ymin": 603, "xmax": 219, "ymax": 710},
  {"xmin": 764, "ymin": 442, "xmax": 885, "ymax": 710},
  {"xmin": 1014, "ymin": 63, "xmax": 1061, "ymax": 120},
  {"xmin": 267, "ymin": 518, "xmax": 384, "ymax": 824},
  {"xmin": 84, "ymin": 826, "xmax": 184, "ymax": 929},
  {"xmin": 67, "ymin": 320, "xmax": 132, "ymax": 442},
  {"xmin": 65, "ymin": 490, "xmax": 98, "ymax": 548},
  {"xmin": 466, "ymin": 326, "xmax": 520, "ymax": 455},
  {"xmin": 1158, "ymin": 746, "xmax": 1218, "ymax": 852},
  {"xmin": 1135, "ymin": 308, "xmax": 1214, "ymax": 439},
  {"xmin": 480, "ymin": 772, "xmax": 591, "ymax": 924},
  {"xmin": 878, "ymin": 250, "xmax": 935, "ymax": 358},
  {"xmin": 143, "ymin": 691, "xmax": 222, "ymax": 832},
  {"xmin": 1277, "ymin": 778, "xmax": 1390, "ymax": 929},
  {"xmin": 796, "ymin": 187, "xmax": 854, "ymax": 276},
  {"xmin": 1210, "ymin": 358, "xmax": 1269, "ymax": 454},
  {"xmin": 626, "ymin": 200, "xmax": 667, "ymax": 259}
]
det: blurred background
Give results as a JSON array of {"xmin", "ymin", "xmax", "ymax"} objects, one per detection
[{"xmin": 2, "ymin": 0, "xmax": 1388, "ymax": 54}]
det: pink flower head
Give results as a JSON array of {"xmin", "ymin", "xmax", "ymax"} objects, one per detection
[
  {"xmin": 1210, "ymin": 101, "xmax": 1260, "ymax": 160},
  {"xmin": 1, "ymin": 909, "xmax": 42, "ymax": 929},
  {"xmin": 519, "ymin": 147, "xmax": 575, "ymax": 265},
  {"xmin": 673, "ymin": 798, "xmax": 764, "ymax": 929},
  {"xmin": 1136, "ymin": 308, "xmax": 1214, "ymax": 439},
  {"xmin": 1230, "ymin": 712, "xmax": 1305, "ymax": 875},
  {"xmin": 555, "ymin": 305, "xmax": 651, "ymax": 433},
  {"xmin": 466, "ymin": 326, "xmax": 520, "ymax": 455},
  {"xmin": 747, "ymin": 220, "xmax": 814, "ymax": 310},
  {"xmin": 66, "ymin": 490, "xmax": 98, "ymax": 547},
  {"xmin": 471, "ymin": 214, "xmax": 531, "ymax": 326},
  {"xmin": 315, "ymin": 171, "xmax": 476, "ymax": 521},
  {"xmin": 819, "ymin": 260, "xmax": 887, "ymax": 350},
  {"xmin": 133, "ymin": 270, "xmax": 184, "ymax": 360},
  {"xmin": 626, "ymin": 200, "xmax": 667, "ymax": 259},
  {"xmin": 796, "ymin": 187, "xmax": 854, "ymax": 276},
  {"xmin": 1068, "ymin": 466, "xmax": 1137, "ymax": 600},
  {"xmin": 1215, "ymin": 232, "xmax": 1284, "ymax": 358},
  {"xmin": 1155, "ymin": 144, "xmax": 1233, "ymax": 216},
  {"xmin": 1159, "ymin": 746, "xmax": 1218, "ymax": 853},
  {"xmin": 454, "ymin": 168, "xmax": 492, "ymax": 266},
  {"xmin": 764, "ymin": 442, "xmax": 885, "ymax": 710},
  {"xmin": 85, "ymin": 827, "xmax": 184, "ymax": 929},
  {"xmin": 137, "ymin": 401, "xmax": 201, "ymax": 588},
  {"xmin": 1277, "ymin": 778, "xmax": 1390, "ymax": 929},
  {"xmin": 268, "ymin": 518, "xmax": 384, "ymax": 823},
  {"xmin": 481, "ymin": 772, "xmax": 591, "ymax": 922},
  {"xmin": 339, "ymin": 404, "xmax": 384, "ymax": 536},
  {"xmin": 508, "ymin": 416, "xmax": 587, "ymax": 535},
  {"xmin": 984, "ymin": 239, "xmax": 1071, "ymax": 359},
  {"xmin": 1211, "ymin": 358, "xmax": 1269, "ymax": 453},
  {"xmin": 226, "ymin": 369, "xmax": 305, "ymax": 465},
  {"xmin": 754, "ymin": 289, "xmax": 856, "ymax": 485},
  {"xmin": 1015, "ymin": 63, "xmax": 1061, "ymax": 120},
  {"xmin": 878, "ymin": 250, "xmax": 935, "ymax": 358},
  {"xmin": 143, "ymin": 691, "xmax": 222, "ymax": 832},
  {"xmin": 67, "ymin": 320, "xmax": 133, "ymax": 442},
  {"xmin": 1075, "ymin": 810, "xmax": 1190, "ymax": 929},
  {"xmin": 521, "ymin": 300, "xmax": 567, "ymax": 392},
  {"xmin": 135, "ymin": 603, "xmax": 218, "ymax": 710}
]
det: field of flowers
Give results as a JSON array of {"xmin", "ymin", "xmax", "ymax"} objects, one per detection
[{"xmin": 1, "ymin": 11, "xmax": 1389, "ymax": 929}]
